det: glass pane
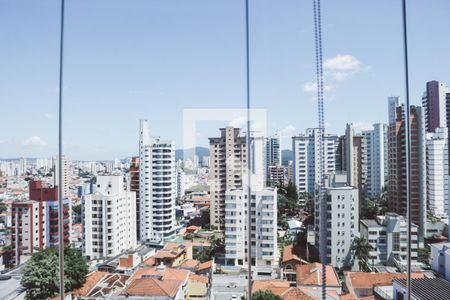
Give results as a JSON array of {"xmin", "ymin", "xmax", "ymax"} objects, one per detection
[{"xmin": 2, "ymin": 1, "xmax": 450, "ymax": 300}]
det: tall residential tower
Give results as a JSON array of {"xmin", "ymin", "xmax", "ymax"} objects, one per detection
[{"xmin": 139, "ymin": 120, "xmax": 176, "ymax": 243}]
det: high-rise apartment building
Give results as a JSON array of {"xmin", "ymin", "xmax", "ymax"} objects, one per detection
[
  {"xmin": 422, "ymin": 80, "xmax": 450, "ymax": 133},
  {"xmin": 28, "ymin": 180, "xmax": 71, "ymax": 249},
  {"xmin": 209, "ymin": 127, "xmax": 247, "ymax": 229},
  {"xmin": 266, "ymin": 133, "xmax": 281, "ymax": 173},
  {"xmin": 224, "ymin": 178, "xmax": 278, "ymax": 276},
  {"xmin": 129, "ymin": 157, "xmax": 140, "ymax": 239},
  {"xmin": 362, "ymin": 123, "xmax": 388, "ymax": 198},
  {"xmin": 319, "ymin": 173, "xmax": 359, "ymax": 269},
  {"xmin": 176, "ymin": 166, "xmax": 185, "ymax": 199},
  {"xmin": 388, "ymin": 103, "xmax": 427, "ymax": 240},
  {"xmin": 83, "ymin": 175, "xmax": 137, "ymax": 259},
  {"xmin": 139, "ymin": 120, "xmax": 176, "ymax": 243},
  {"xmin": 426, "ymin": 127, "xmax": 449, "ymax": 219},
  {"xmin": 336, "ymin": 124, "xmax": 365, "ymax": 212},
  {"xmin": 292, "ymin": 128, "xmax": 338, "ymax": 194},
  {"xmin": 11, "ymin": 200, "xmax": 43, "ymax": 265},
  {"xmin": 267, "ymin": 165, "xmax": 286, "ymax": 186},
  {"xmin": 12, "ymin": 181, "xmax": 71, "ymax": 265},
  {"xmin": 53, "ymin": 155, "xmax": 70, "ymax": 198}
]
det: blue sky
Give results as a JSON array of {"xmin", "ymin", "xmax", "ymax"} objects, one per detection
[{"xmin": 1, "ymin": 0, "xmax": 449, "ymax": 160}]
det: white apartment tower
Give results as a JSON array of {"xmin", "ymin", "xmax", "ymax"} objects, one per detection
[
  {"xmin": 224, "ymin": 177, "xmax": 278, "ymax": 276},
  {"xmin": 139, "ymin": 120, "xmax": 176, "ymax": 243},
  {"xmin": 292, "ymin": 128, "xmax": 338, "ymax": 193},
  {"xmin": 426, "ymin": 127, "xmax": 449, "ymax": 219},
  {"xmin": 83, "ymin": 175, "xmax": 137, "ymax": 259},
  {"xmin": 362, "ymin": 123, "xmax": 388, "ymax": 198},
  {"xmin": 53, "ymin": 155, "xmax": 70, "ymax": 198},
  {"xmin": 321, "ymin": 173, "xmax": 359, "ymax": 269}
]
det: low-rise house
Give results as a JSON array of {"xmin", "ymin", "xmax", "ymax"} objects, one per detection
[
  {"xmin": 252, "ymin": 279, "xmax": 317, "ymax": 300},
  {"xmin": 393, "ymin": 277, "xmax": 450, "ymax": 300},
  {"xmin": 179, "ymin": 259, "xmax": 200, "ymax": 271},
  {"xmin": 344, "ymin": 271, "xmax": 425, "ymax": 299},
  {"xmin": 117, "ymin": 252, "xmax": 141, "ymax": 272},
  {"xmin": 71, "ymin": 271, "xmax": 129, "ymax": 299},
  {"xmin": 126, "ymin": 264, "xmax": 189, "ymax": 299},
  {"xmin": 121, "ymin": 277, "xmax": 184, "ymax": 299},
  {"xmin": 430, "ymin": 242, "xmax": 450, "ymax": 281},
  {"xmin": 196, "ymin": 260, "xmax": 213, "ymax": 277},
  {"xmin": 295, "ymin": 263, "xmax": 341, "ymax": 296},
  {"xmin": 281, "ymin": 244, "xmax": 308, "ymax": 285},
  {"xmin": 187, "ymin": 273, "xmax": 209, "ymax": 299},
  {"xmin": 154, "ymin": 243, "xmax": 192, "ymax": 267},
  {"xmin": 185, "ymin": 225, "xmax": 201, "ymax": 234}
]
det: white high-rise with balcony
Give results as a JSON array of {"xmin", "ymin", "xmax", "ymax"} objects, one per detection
[
  {"xmin": 322, "ymin": 173, "xmax": 359, "ymax": 269},
  {"xmin": 139, "ymin": 120, "xmax": 176, "ymax": 243},
  {"xmin": 224, "ymin": 176, "xmax": 278, "ymax": 277},
  {"xmin": 292, "ymin": 128, "xmax": 338, "ymax": 193},
  {"xmin": 83, "ymin": 175, "xmax": 136, "ymax": 259},
  {"xmin": 362, "ymin": 123, "xmax": 388, "ymax": 198},
  {"xmin": 426, "ymin": 127, "xmax": 449, "ymax": 219}
]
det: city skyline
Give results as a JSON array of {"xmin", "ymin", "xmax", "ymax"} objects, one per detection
[{"xmin": 1, "ymin": 1, "xmax": 450, "ymax": 160}]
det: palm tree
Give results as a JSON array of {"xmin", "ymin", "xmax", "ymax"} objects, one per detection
[{"xmin": 351, "ymin": 237, "xmax": 372, "ymax": 271}]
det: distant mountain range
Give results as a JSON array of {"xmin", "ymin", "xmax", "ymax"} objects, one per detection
[{"xmin": 175, "ymin": 147, "xmax": 209, "ymax": 161}]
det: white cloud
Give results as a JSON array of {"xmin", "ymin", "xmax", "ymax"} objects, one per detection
[
  {"xmin": 303, "ymin": 54, "xmax": 369, "ymax": 94},
  {"xmin": 303, "ymin": 80, "xmax": 334, "ymax": 93},
  {"xmin": 352, "ymin": 122, "xmax": 374, "ymax": 132},
  {"xmin": 23, "ymin": 136, "xmax": 48, "ymax": 147},
  {"xmin": 228, "ymin": 116, "xmax": 246, "ymax": 128},
  {"xmin": 279, "ymin": 125, "xmax": 296, "ymax": 137},
  {"xmin": 324, "ymin": 54, "xmax": 362, "ymax": 72}
]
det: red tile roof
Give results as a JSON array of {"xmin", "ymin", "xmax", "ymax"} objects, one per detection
[
  {"xmin": 296, "ymin": 263, "xmax": 340, "ymax": 287},
  {"xmin": 197, "ymin": 260, "xmax": 213, "ymax": 271},
  {"xmin": 189, "ymin": 273, "xmax": 209, "ymax": 284},
  {"xmin": 345, "ymin": 271, "xmax": 425, "ymax": 289},
  {"xmin": 72, "ymin": 271, "xmax": 108, "ymax": 297},
  {"xmin": 252, "ymin": 279, "xmax": 290, "ymax": 295},
  {"xmin": 122, "ymin": 278, "xmax": 182, "ymax": 298},
  {"xmin": 282, "ymin": 244, "xmax": 308, "ymax": 264},
  {"xmin": 281, "ymin": 287, "xmax": 316, "ymax": 300}
]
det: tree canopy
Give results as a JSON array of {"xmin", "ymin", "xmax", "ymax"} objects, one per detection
[
  {"xmin": 252, "ymin": 290, "xmax": 282, "ymax": 300},
  {"xmin": 351, "ymin": 237, "xmax": 372, "ymax": 271},
  {"xmin": 21, "ymin": 247, "xmax": 89, "ymax": 300}
]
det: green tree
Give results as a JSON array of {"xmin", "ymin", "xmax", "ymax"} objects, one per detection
[
  {"xmin": 364, "ymin": 201, "xmax": 378, "ymax": 219},
  {"xmin": 252, "ymin": 290, "xmax": 282, "ymax": 300},
  {"xmin": 0, "ymin": 201, "xmax": 7, "ymax": 214},
  {"xmin": 351, "ymin": 237, "xmax": 372, "ymax": 271},
  {"xmin": 418, "ymin": 247, "xmax": 430, "ymax": 264},
  {"xmin": 285, "ymin": 181, "xmax": 298, "ymax": 202},
  {"xmin": 72, "ymin": 204, "xmax": 82, "ymax": 215},
  {"xmin": 21, "ymin": 247, "xmax": 89, "ymax": 300},
  {"xmin": 277, "ymin": 194, "xmax": 300, "ymax": 217}
]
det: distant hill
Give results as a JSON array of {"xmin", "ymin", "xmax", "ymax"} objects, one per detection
[
  {"xmin": 175, "ymin": 147, "xmax": 209, "ymax": 161},
  {"xmin": 282, "ymin": 149, "xmax": 293, "ymax": 165}
]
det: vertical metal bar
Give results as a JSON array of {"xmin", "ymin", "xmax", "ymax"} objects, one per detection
[
  {"xmin": 58, "ymin": 0, "xmax": 66, "ymax": 298},
  {"xmin": 245, "ymin": 0, "xmax": 252, "ymax": 299},
  {"xmin": 313, "ymin": 0, "xmax": 327, "ymax": 299},
  {"xmin": 401, "ymin": 0, "xmax": 412, "ymax": 299}
]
